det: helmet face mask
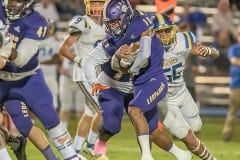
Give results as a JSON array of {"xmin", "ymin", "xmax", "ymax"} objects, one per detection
[
  {"xmin": 102, "ymin": 0, "xmax": 133, "ymax": 37},
  {"xmin": 3, "ymin": 0, "xmax": 35, "ymax": 22},
  {"xmin": 155, "ymin": 26, "xmax": 176, "ymax": 48},
  {"xmin": 153, "ymin": 14, "xmax": 177, "ymax": 50},
  {"xmin": 85, "ymin": 0, "xmax": 105, "ymax": 17}
]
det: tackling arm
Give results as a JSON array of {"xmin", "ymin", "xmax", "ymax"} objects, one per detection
[
  {"xmin": 190, "ymin": 43, "xmax": 220, "ymax": 59},
  {"xmin": 82, "ymin": 44, "xmax": 110, "ymax": 85},
  {"xmin": 230, "ymin": 57, "xmax": 240, "ymax": 66}
]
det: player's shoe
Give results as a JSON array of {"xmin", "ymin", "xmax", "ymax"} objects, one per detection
[
  {"xmin": 13, "ymin": 136, "xmax": 27, "ymax": 160},
  {"xmin": 178, "ymin": 151, "xmax": 192, "ymax": 160},
  {"xmin": 83, "ymin": 142, "xmax": 94, "ymax": 157},
  {"xmin": 94, "ymin": 154, "xmax": 109, "ymax": 160}
]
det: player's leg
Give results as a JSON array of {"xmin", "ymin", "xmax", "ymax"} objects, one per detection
[
  {"xmin": 181, "ymin": 89, "xmax": 202, "ymax": 133},
  {"xmin": 147, "ymin": 106, "xmax": 192, "ymax": 160},
  {"xmin": 129, "ymin": 76, "xmax": 167, "ymax": 160},
  {"xmin": 94, "ymin": 88, "xmax": 127, "ymax": 159},
  {"xmin": 83, "ymin": 112, "xmax": 102, "ymax": 157},
  {"xmin": 162, "ymin": 100, "xmax": 216, "ymax": 160},
  {"xmin": 222, "ymin": 89, "xmax": 240, "ymax": 141},
  {"xmin": 0, "ymin": 113, "xmax": 12, "ymax": 160},
  {"xmin": 73, "ymin": 81, "xmax": 99, "ymax": 154},
  {"xmin": 21, "ymin": 70, "xmax": 80, "ymax": 160},
  {"xmin": 59, "ymin": 76, "xmax": 84, "ymax": 128},
  {"xmin": 5, "ymin": 100, "xmax": 58, "ymax": 160}
]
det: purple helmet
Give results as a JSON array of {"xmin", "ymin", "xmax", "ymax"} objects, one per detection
[
  {"xmin": 102, "ymin": 0, "xmax": 133, "ymax": 36},
  {"xmin": 3, "ymin": 0, "xmax": 35, "ymax": 22}
]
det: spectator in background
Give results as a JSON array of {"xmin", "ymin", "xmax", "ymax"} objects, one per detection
[
  {"xmin": 212, "ymin": 31, "xmax": 231, "ymax": 75},
  {"xmin": 34, "ymin": 0, "xmax": 59, "ymax": 22},
  {"xmin": 177, "ymin": 4, "xmax": 206, "ymax": 41},
  {"xmin": 212, "ymin": 0, "xmax": 237, "ymax": 40},
  {"xmin": 56, "ymin": 0, "xmax": 85, "ymax": 20},
  {"xmin": 222, "ymin": 27, "xmax": 240, "ymax": 142}
]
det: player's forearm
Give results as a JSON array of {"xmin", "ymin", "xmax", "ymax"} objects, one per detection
[
  {"xmin": 230, "ymin": 57, "xmax": 240, "ymax": 66},
  {"xmin": 190, "ymin": 43, "xmax": 220, "ymax": 59},
  {"xmin": 12, "ymin": 38, "xmax": 40, "ymax": 68}
]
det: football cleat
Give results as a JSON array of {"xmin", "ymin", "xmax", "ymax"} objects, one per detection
[
  {"xmin": 94, "ymin": 154, "xmax": 109, "ymax": 160},
  {"xmin": 77, "ymin": 153, "xmax": 87, "ymax": 160},
  {"xmin": 83, "ymin": 142, "xmax": 94, "ymax": 157}
]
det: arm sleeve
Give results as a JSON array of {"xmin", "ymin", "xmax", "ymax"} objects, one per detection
[
  {"xmin": 13, "ymin": 38, "xmax": 40, "ymax": 68},
  {"xmin": 82, "ymin": 43, "xmax": 110, "ymax": 85},
  {"xmin": 129, "ymin": 36, "xmax": 151, "ymax": 75}
]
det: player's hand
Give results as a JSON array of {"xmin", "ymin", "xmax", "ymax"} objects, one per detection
[
  {"xmin": 115, "ymin": 44, "xmax": 133, "ymax": 59},
  {"xmin": 194, "ymin": 43, "xmax": 209, "ymax": 57},
  {"xmin": 91, "ymin": 83, "xmax": 109, "ymax": 96}
]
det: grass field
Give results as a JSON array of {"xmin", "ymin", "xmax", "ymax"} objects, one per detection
[{"xmin": 7, "ymin": 116, "xmax": 240, "ymax": 160}]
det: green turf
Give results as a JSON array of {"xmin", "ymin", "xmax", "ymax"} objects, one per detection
[{"xmin": 8, "ymin": 116, "xmax": 240, "ymax": 160}]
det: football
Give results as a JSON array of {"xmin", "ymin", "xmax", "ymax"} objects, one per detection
[{"xmin": 119, "ymin": 42, "xmax": 140, "ymax": 68}]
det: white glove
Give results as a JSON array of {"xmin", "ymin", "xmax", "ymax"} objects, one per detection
[
  {"xmin": 0, "ymin": 38, "xmax": 13, "ymax": 59},
  {"xmin": 73, "ymin": 56, "xmax": 82, "ymax": 67}
]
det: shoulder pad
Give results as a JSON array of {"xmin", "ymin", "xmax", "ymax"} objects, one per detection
[
  {"xmin": 68, "ymin": 16, "xmax": 91, "ymax": 34},
  {"xmin": 181, "ymin": 31, "xmax": 196, "ymax": 49}
]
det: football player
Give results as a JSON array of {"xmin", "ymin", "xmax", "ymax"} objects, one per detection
[
  {"xmin": 152, "ymin": 13, "xmax": 219, "ymax": 160},
  {"xmin": 59, "ymin": 0, "xmax": 106, "ymax": 157},
  {"xmin": 0, "ymin": 0, "xmax": 81, "ymax": 159},
  {"xmin": 83, "ymin": 0, "xmax": 191, "ymax": 160}
]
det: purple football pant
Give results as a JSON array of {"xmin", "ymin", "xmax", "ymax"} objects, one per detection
[
  {"xmin": 1, "ymin": 69, "xmax": 60, "ymax": 136},
  {"xmin": 98, "ymin": 88, "xmax": 133, "ymax": 133},
  {"xmin": 129, "ymin": 74, "xmax": 168, "ymax": 132}
]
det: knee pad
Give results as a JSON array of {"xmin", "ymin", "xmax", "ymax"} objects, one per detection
[
  {"xmin": 5, "ymin": 100, "xmax": 33, "ymax": 137},
  {"xmin": 163, "ymin": 109, "xmax": 190, "ymax": 139},
  {"xmin": 187, "ymin": 115, "xmax": 202, "ymax": 133}
]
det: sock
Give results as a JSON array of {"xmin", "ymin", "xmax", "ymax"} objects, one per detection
[
  {"xmin": 87, "ymin": 129, "xmax": 98, "ymax": 147},
  {"xmin": 138, "ymin": 134, "xmax": 153, "ymax": 160},
  {"xmin": 93, "ymin": 139, "xmax": 107, "ymax": 155},
  {"xmin": 41, "ymin": 145, "xmax": 58, "ymax": 160},
  {"xmin": 73, "ymin": 135, "xmax": 85, "ymax": 152},
  {"xmin": 62, "ymin": 121, "xmax": 68, "ymax": 128},
  {"xmin": 0, "ymin": 147, "xmax": 12, "ymax": 160},
  {"xmin": 168, "ymin": 143, "xmax": 185, "ymax": 159},
  {"xmin": 48, "ymin": 122, "xmax": 78, "ymax": 159}
]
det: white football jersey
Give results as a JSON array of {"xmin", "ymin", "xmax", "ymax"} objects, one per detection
[
  {"xmin": 163, "ymin": 31, "xmax": 195, "ymax": 94},
  {"xmin": 38, "ymin": 36, "xmax": 60, "ymax": 77},
  {"xmin": 68, "ymin": 15, "xmax": 105, "ymax": 82}
]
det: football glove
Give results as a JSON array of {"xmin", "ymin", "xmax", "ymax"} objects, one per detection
[{"xmin": 91, "ymin": 83, "xmax": 109, "ymax": 96}]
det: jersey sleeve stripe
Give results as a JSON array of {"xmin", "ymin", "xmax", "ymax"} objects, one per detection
[
  {"xmin": 183, "ymin": 32, "xmax": 192, "ymax": 48},
  {"xmin": 182, "ymin": 32, "xmax": 189, "ymax": 48},
  {"xmin": 188, "ymin": 31, "xmax": 195, "ymax": 46}
]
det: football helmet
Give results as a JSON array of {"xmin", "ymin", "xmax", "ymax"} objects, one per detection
[
  {"xmin": 3, "ymin": 0, "xmax": 35, "ymax": 22},
  {"xmin": 85, "ymin": 0, "xmax": 106, "ymax": 17},
  {"xmin": 152, "ymin": 14, "xmax": 177, "ymax": 50},
  {"xmin": 102, "ymin": 0, "xmax": 133, "ymax": 36}
]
